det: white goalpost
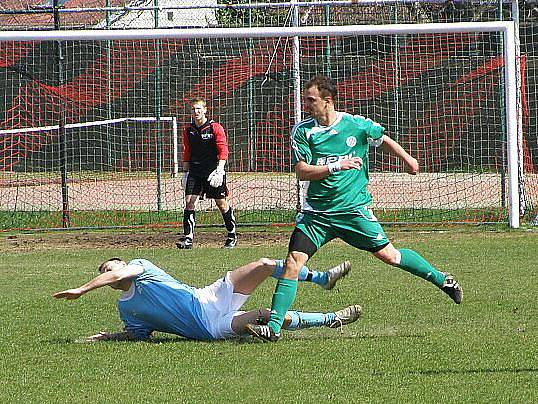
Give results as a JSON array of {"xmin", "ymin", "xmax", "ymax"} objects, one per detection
[{"xmin": 0, "ymin": 21, "xmax": 521, "ymax": 228}]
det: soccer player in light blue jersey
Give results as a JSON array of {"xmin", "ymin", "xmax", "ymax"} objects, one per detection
[
  {"xmin": 53, "ymin": 257, "xmax": 358, "ymax": 342},
  {"xmin": 246, "ymin": 75, "xmax": 463, "ymax": 342}
]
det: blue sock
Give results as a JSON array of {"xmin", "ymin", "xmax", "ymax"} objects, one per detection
[
  {"xmin": 272, "ymin": 260, "xmax": 328, "ymax": 286},
  {"xmin": 284, "ymin": 311, "xmax": 336, "ymax": 330},
  {"xmin": 311, "ymin": 270, "xmax": 329, "ymax": 287},
  {"xmin": 286, "ymin": 311, "xmax": 301, "ymax": 330}
]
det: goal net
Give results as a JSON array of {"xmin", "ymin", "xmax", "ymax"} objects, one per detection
[
  {"xmin": 0, "ymin": 116, "xmax": 180, "ymax": 229},
  {"xmin": 0, "ymin": 21, "xmax": 522, "ymax": 230}
]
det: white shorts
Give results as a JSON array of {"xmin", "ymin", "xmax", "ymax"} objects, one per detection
[{"xmin": 194, "ymin": 272, "xmax": 249, "ymax": 340}]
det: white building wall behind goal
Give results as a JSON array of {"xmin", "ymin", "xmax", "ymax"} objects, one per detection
[{"xmin": 94, "ymin": 0, "xmax": 217, "ymax": 29}]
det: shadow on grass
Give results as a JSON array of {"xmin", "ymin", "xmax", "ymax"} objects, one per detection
[
  {"xmin": 408, "ymin": 367, "xmax": 538, "ymax": 376},
  {"xmin": 47, "ymin": 336, "xmax": 196, "ymax": 344},
  {"xmin": 233, "ymin": 331, "xmax": 428, "ymax": 343},
  {"xmin": 47, "ymin": 330, "xmax": 427, "ymax": 345}
]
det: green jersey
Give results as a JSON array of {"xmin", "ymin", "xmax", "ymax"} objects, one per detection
[{"xmin": 291, "ymin": 111, "xmax": 384, "ymax": 213}]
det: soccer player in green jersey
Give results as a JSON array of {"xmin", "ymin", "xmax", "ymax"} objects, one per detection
[{"xmin": 246, "ymin": 75, "xmax": 463, "ymax": 342}]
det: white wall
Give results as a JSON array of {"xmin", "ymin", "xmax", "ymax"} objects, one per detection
[{"xmin": 95, "ymin": 0, "xmax": 218, "ymax": 28}]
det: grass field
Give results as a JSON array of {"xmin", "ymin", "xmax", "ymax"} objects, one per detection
[{"xmin": 0, "ymin": 228, "xmax": 536, "ymax": 403}]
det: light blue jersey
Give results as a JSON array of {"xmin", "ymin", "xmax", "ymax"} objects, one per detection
[{"xmin": 117, "ymin": 259, "xmax": 213, "ymax": 341}]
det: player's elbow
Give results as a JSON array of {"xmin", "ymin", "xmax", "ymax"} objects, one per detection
[
  {"xmin": 407, "ymin": 159, "xmax": 419, "ymax": 175},
  {"xmin": 294, "ymin": 161, "xmax": 310, "ymax": 180}
]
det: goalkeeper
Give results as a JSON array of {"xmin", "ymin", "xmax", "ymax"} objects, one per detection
[
  {"xmin": 53, "ymin": 257, "xmax": 357, "ymax": 342},
  {"xmin": 246, "ymin": 75, "xmax": 463, "ymax": 342},
  {"xmin": 178, "ymin": 98, "xmax": 236, "ymax": 249}
]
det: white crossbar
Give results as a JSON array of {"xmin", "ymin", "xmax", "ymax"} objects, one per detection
[{"xmin": 0, "ymin": 21, "xmax": 514, "ymax": 41}]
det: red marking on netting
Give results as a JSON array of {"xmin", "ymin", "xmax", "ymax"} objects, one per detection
[
  {"xmin": 133, "ymin": 38, "xmax": 297, "ymax": 171},
  {"xmin": 254, "ymin": 101, "xmax": 294, "ymax": 172},
  {"xmin": 0, "ymin": 42, "xmax": 34, "ymax": 68},
  {"xmin": 453, "ymin": 56, "xmax": 504, "ymax": 85},
  {"xmin": 1, "ymin": 39, "xmax": 184, "ymax": 170},
  {"xmin": 405, "ymin": 59, "xmax": 502, "ymax": 171},
  {"xmin": 520, "ymin": 55, "xmax": 535, "ymax": 174},
  {"xmin": 268, "ymin": 222, "xmax": 294, "ymax": 227},
  {"xmin": 163, "ymin": 33, "xmax": 498, "ymax": 175},
  {"xmin": 339, "ymin": 33, "xmax": 476, "ymax": 107},
  {"xmin": 174, "ymin": 38, "xmax": 294, "ymax": 116},
  {"xmin": 0, "ymin": 80, "xmax": 60, "ymax": 170},
  {"xmin": 57, "ymin": 40, "xmax": 184, "ymax": 107}
]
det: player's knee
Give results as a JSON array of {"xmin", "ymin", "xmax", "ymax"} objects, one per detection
[
  {"xmin": 283, "ymin": 256, "xmax": 301, "ymax": 277},
  {"xmin": 215, "ymin": 198, "xmax": 228, "ymax": 211},
  {"xmin": 372, "ymin": 242, "xmax": 401, "ymax": 266},
  {"xmin": 373, "ymin": 249, "xmax": 399, "ymax": 266}
]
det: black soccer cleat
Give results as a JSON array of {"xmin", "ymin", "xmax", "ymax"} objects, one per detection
[
  {"xmin": 176, "ymin": 237, "xmax": 193, "ymax": 249},
  {"xmin": 245, "ymin": 324, "xmax": 280, "ymax": 342},
  {"xmin": 440, "ymin": 273, "xmax": 463, "ymax": 304},
  {"xmin": 223, "ymin": 234, "xmax": 237, "ymax": 249}
]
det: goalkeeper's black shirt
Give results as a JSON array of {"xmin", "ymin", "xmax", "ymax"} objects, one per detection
[{"xmin": 182, "ymin": 119, "xmax": 229, "ymax": 176}]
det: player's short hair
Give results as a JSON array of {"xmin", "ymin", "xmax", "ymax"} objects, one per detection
[
  {"xmin": 98, "ymin": 257, "xmax": 123, "ymax": 273},
  {"xmin": 191, "ymin": 98, "xmax": 207, "ymax": 107},
  {"xmin": 305, "ymin": 75, "xmax": 337, "ymax": 99}
]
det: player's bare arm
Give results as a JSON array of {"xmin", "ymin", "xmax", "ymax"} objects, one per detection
[
  {"xmin": 379, "ymin": 135, "xmax": 419, "ymax": 175},
  {"xmin": 295, "ymin": 158, "xmax": 363, "ymax": 181},
  {"xmin": 53, "ymin": 264, "xmax": 143, "ymax": 299}
]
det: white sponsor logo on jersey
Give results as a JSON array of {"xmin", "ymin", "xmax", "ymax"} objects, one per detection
[
  {"xmin": 316, "ymin": 153, "xmax": 353, "ymax": 165},
  {"xmin": 346, "ymin": 136, "xmax": 357, "ymax": 147}
]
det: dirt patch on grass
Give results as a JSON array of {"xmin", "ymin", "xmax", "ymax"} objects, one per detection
[{"xmin": 0, "ymin": 229, "xmax": 291, "ymax": 252}]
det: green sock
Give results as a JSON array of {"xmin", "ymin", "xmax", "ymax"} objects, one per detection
[
  {"xmin": 397, "ymin": 249, "xmax": 445, "ymax": 287},
  {"xmin": 267, "ymin": 278, "xmax": 298, "ymax": 334}
]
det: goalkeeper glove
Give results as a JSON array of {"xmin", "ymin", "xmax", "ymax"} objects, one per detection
[{"xmin": 208, "ymin": 161, "xmax": 226, "ymax": 188}]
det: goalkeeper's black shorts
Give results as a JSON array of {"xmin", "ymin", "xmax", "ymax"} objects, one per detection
[{"xmin": 184, "ymin": 172, "xmax": 228, "ymax": 199}]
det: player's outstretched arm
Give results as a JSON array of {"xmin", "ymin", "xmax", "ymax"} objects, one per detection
[
  {"xmin": 379, "ymin": 135, "xmax": 419, "ymax": 175},
  {"xmin": 295, "ymin": 158, "xmax": 363, "ymax": 181},
  {"xmin": 53, "ymin": 288, "xmax": 86, "ymax": 300},
  {"xmin": 53, "ymin": 271, "xmax": 123, "ymax": 299},
  {"xmin": 85, "ymin": 330, "xmax": 139, "ymax": 342},
  {"xmin": 53, "ymin": 265, "xmax": 143, "ymax": 299}
]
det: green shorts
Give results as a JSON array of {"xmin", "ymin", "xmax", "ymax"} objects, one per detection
[{"xmin": 295, "ymin": 207, "xmax": 389, "ymax": 252}]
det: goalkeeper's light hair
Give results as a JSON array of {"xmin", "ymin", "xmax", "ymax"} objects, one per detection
[
  {"xmin": 190, "ymin": 97, "xmax": 207, "ymax": 107},
  {"xmin": 305, "ymin": 75, "xmax": 337, "ymax": 100}
]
